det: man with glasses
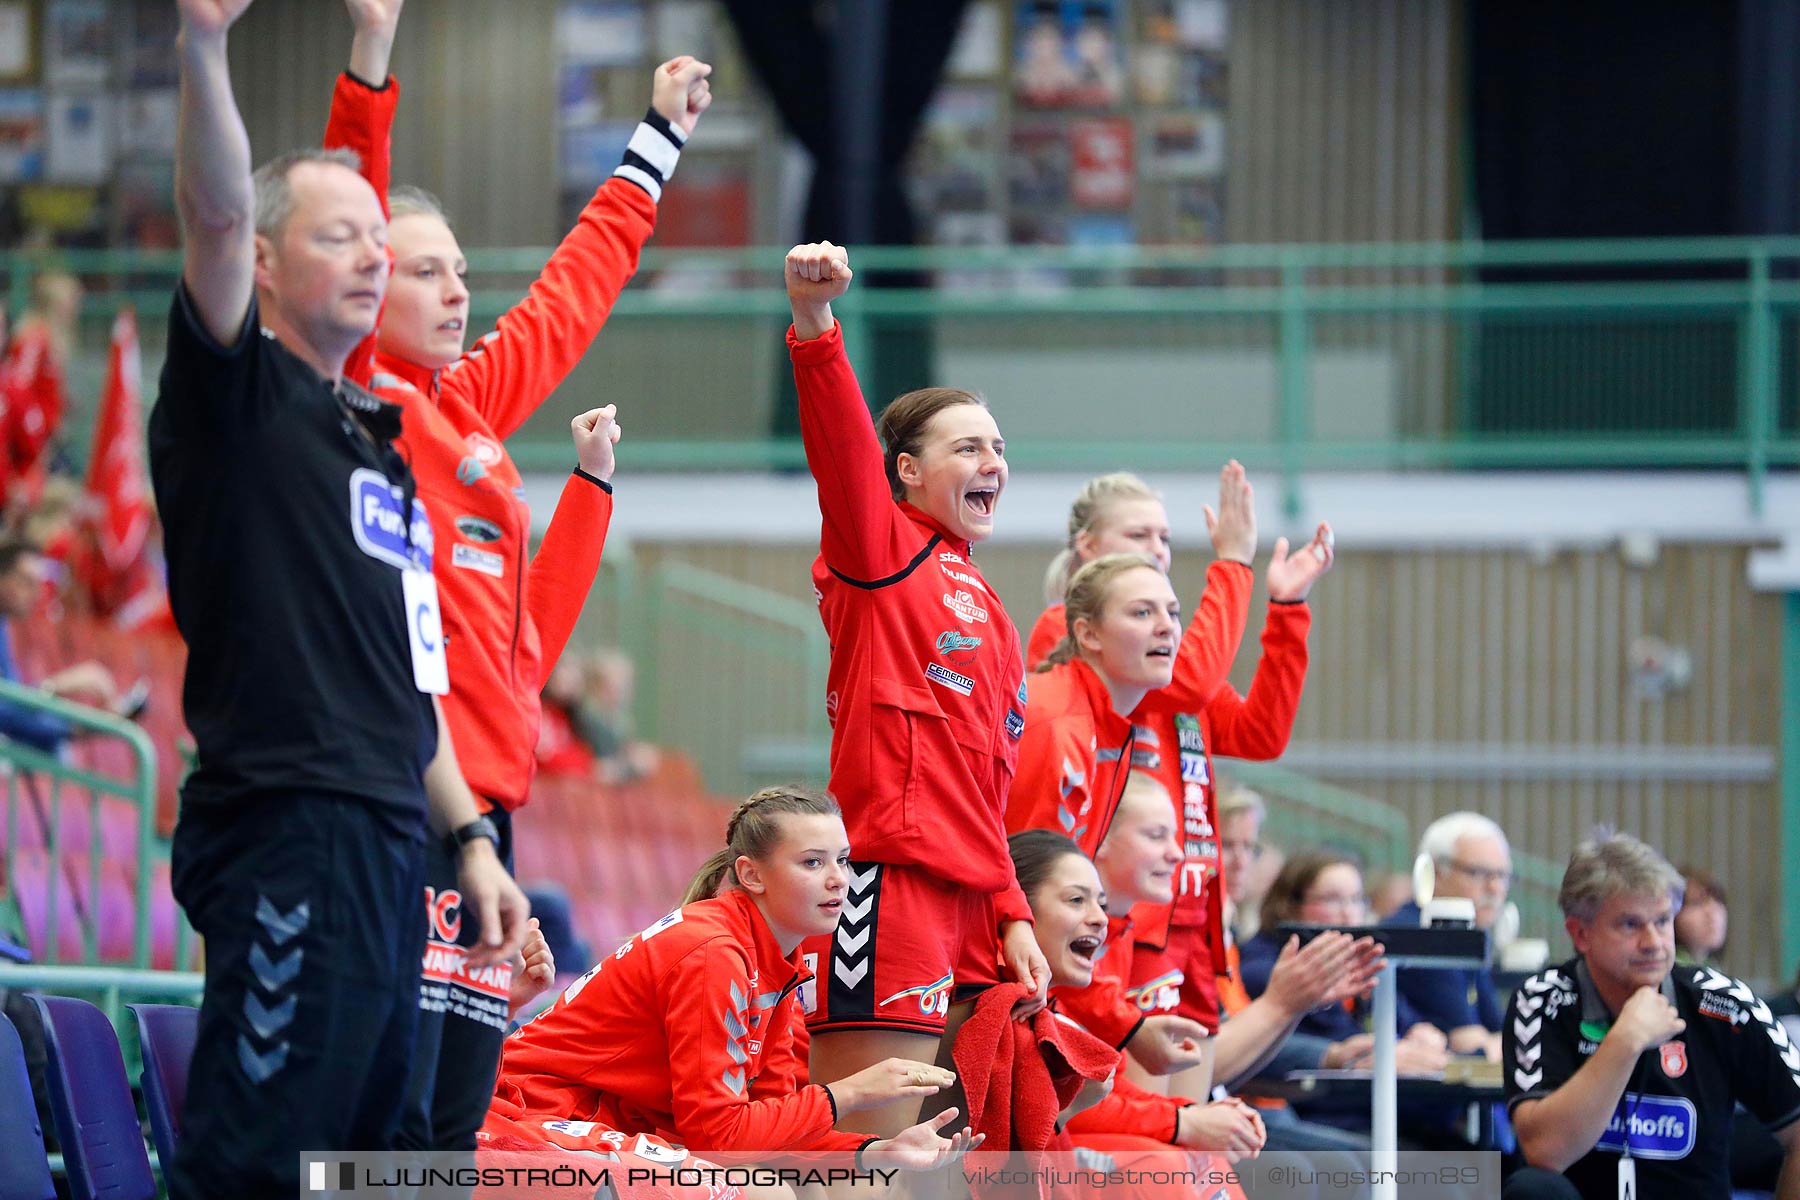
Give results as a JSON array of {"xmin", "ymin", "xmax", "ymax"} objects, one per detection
[{"xmin": 1391, "ymin": 812, "xmax": 1513, "ymax": 1062}]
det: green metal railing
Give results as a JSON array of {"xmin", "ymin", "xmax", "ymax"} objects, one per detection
[
  {"xmin": 629, "ymin": 560, "xmax": 829, "ymax": 794},
  {"xmin": 0, "ymin": 678, "xmax": 160, "ymax": 968},
  {"xmin": 16, "ymin": 236, "xmax": 1800, "ymax": 514}
]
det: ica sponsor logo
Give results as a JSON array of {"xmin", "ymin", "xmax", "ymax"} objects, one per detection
[{"xmin": 942, "ymin": 589, "xmax": 989, "ymax": 624}]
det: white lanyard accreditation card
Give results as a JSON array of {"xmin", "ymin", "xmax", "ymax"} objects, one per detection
[
  {"xmin": 1617, "ymin": 1154, "xmax": 1635, "ymax": 1199},
  {"xmin": 403, "ymin": 569, "xmax": 449, "ymax": 695}
]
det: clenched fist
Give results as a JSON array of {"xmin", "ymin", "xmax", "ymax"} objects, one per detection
[
  {"xmin": 571, "ymin": 405, "xmax": 622, "ymax": 482},
  {"xmin": 786, "ymin": 242, "xmax": 853, "ymax": 340},
  {"xmin": 652, "ymin": 56, "xmax": 712, "ymax": 136}
]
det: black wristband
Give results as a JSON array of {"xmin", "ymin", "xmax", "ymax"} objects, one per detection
[
  {"xmin": 1117, "ymin": 1013, "xmax": 1148, "ymax": 1051},
  {"xmin": 854, "ymin": 1136, "xmax": 880, "ymax": 1171},
  {"xmin": 345, "ymin": 69, "xmax": 393, "ymax": 92},
  {"xmin": 1271, "ymin": 597, "xmax": 1308, "ymax": 606},
  {"xmin": 573, "ymin": 466, "xmax": 613, "ymax": 493}
]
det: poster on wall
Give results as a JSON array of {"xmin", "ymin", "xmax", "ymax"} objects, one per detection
[
  {"xmin": 557, "ymin": 3, "xmax": 645, "ymax": 66},
  {"xmin": 43, "ymin": 0, "xmax": 110, "ymax": 88},
  {"xmin": 126, "ymin": 1, "xmax": 178, "ymax": 86},
  {"xmin": 0, "ymin": 2, "xmax": 35, "ymax": 83},
  {"xmin": 1014, "ymin": 0, "xmax": 1123, "ymax": 109},
  {"xmin": 1069, "ymin": 116, "xmax": 1133, "ymax": 210},
  {"xmin": 120, "ymin": 88, "xmax": 176, "ymax": 156},
  {"xmin": 1146, "ymin": 110, "xmax": 1225, "ymax": 178},
  {"xmin": 910, "ymin": 86, "xmax": 1000, "ymax": 216},
  {"xmin": 946, "ymin": 1, "xmax": 1003, "ymax": 79},
  {"xmin": 45, "ymin": 90, "xmax": 108, "ymax": 183},
  {"xmin": 0, "ymin": 87, "xmax": 43, "ymax": 181}
]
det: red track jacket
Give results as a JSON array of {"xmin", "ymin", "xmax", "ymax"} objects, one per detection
[
  {"xmin": 494, "ymin": 889, "xmax": 873, "ymax": 1155},
  {"xmin": 1007, "ymin": 657, "xmax": 1138, "ymax": 857},
  {"xmin": 1027, "ymin": 573, "xmax": 1308, "ymax": 969},
  {"xmin": 792, "ymin": 322, "xmax": 1031, "ymax": 924},
  {"xmin": 1056, "ymin": 916, "xmax": 1197, "ymax": 1144},
  {"xmin": 326, "ymin": 73, "xmax": 643, "ymax": 809}
]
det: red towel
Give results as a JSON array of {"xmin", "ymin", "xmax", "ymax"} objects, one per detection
[{"xmin": 953, "ymin": 982, "xmax": 1120, "ymax": 1159}]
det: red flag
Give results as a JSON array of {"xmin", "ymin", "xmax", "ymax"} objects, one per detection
[{"xmin": 77, "ymin": 308, "xmax": 166, "ymax": 629}]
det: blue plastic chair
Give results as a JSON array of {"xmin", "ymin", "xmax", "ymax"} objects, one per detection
[
  {"xmin": 128, "ymin": 1004, "xmax": 196, "ymax": 1175},
  {"xmin": 0, "ymin": 1011, "xmax": 55, "ymax": 1200},
  {"xmin": 27, "ymin": 995, "xmax": 155, "ymax": 1200}
]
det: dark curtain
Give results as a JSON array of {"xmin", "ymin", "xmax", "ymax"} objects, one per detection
[
  {"xmin": 719, "ymin": 0, "xmax": 970, "ymax": 434},
  {"xmin": 1467, "ymin": 0, "xmax": 1800, "ymax": 436}
]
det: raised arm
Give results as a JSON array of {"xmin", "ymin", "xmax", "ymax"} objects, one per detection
[
  {"xmin": 443, "ymin": 58, "xmax": 711, "ymax": 438},
  {"xmin": 345, "ymin": 0, "xmax": 401, "ymax": 90},
  {"xmin": 786, "ymin": 243, "xmax": 915, "ymax": 581},
  {"xmin": 1145, "ymin": 462, "xmax": 1257, "ymax": 713},
  {"xmin": 1204, "ymin": 522, "xmax": 1332, "ymax": 760},
  {"xmin": 528, "ymin": 407, "xmax": 619, "ymax": 677},
  {"xmin": 175, "ymin": 0, "xmax": 257, "ymax": 346}
]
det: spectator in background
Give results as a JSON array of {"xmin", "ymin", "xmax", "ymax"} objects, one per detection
[
  {"xmin": 0, "ymin": 539, "xmax": 116, "ymax": 753},
  {"xmin": 574, "ymin": 648, "xmax": 660, "ymax": 783},
  {"xmin": 1391, "ymin": 812, "xmax": 1510, "ymax": 1062},
  {"xmin": 0, "ymin": 271, "xmax": 80, "ymax": 507},
  {"xmin": 1241, "ymin": 850, "xmax": 1449, "ymax": 1136},
  {"xmin": 537, "ymin": 649, "xmax": 660, "ymax": 783},
  {"xmin": 1367, "ymin": 870, "xmax": 1414, "ymax": 922},
  {"xmin": 1772, "ymin": 961, "xmax": 1800, "ymax": 1022},
  {"xmin": 1672, "ymin": 866, "xmax": 1728, "ymax": 966}
]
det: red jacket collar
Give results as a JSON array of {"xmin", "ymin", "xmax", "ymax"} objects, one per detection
[
  {"xmin": 721, "ymin": 887, "xmax": 811, "ymax": 987},
  {"xmin": 372, "ymin": 350, "xmax": 439, "ymax": 397},
  {"xmin": 897, "ymin": 499, "xmax": 972, "ymax": 558},
  {"xmin": 1065, "ymin": 656, "xmax": 1135, "ymax": 739}
]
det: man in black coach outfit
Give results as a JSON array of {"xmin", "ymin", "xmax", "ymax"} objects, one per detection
[{"xmin": 153, "ymin": 1, "xmax": 527, "ymax": 1195}]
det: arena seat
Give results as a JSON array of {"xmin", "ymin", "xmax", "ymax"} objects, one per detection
[
  {"xmin": 27, "ymin": 995, "xmax": 156, "ymax": 1200},
  {"xmin": 130, "ymin": 1003, "xmax": 197, "ymax": 1174},
  {"xmin": 0, "ymin": 1011, "xmax": 56, "ymax": 1200}
]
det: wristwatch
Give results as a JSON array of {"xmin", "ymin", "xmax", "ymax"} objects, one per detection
[{"xmin": 450, "ymin": 816, "xmax": 501, "ymax": 854}]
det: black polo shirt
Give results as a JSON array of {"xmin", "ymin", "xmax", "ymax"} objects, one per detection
[
  {"xmin": 1504, "ymin": 955, "xmax": 1800, "ymax": 1198},
  {"xmin": 149, "ymin": 286, "xmax": 436, "ymax": 831}
]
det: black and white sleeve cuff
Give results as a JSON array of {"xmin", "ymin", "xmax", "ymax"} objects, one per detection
[{"xmin": 613, "ymin": 109, "xmax": 686, "ymax": 203}]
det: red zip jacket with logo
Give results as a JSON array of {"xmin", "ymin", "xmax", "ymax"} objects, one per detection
[
  {"xmin": 1007, "ymin": 657, "xmax": 1138, "ymax": 858},
  {"xmin": 494, "ymin": 888, "xmax": 874, "ymax": 1155},
  {"xmin": 1027, "ymin": 584, "xmax": 1308, "ymax": 971},
  {"xmin": 326, "ymin": 72, "xmax": 642, "ymax": 809},
  {"xmin": 791, "ymin": 322, "xmax": 1031, "ymax": 925},
  {"xmin": 1053, "ymin": 916, "xmax": 1193, "ymax": 1143}
]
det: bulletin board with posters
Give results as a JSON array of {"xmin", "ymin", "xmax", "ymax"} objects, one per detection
[
  {"xmin": 554, "ymin": 0, "xmax": 782, "ymax": 256},
  {"xmin": 0, "ymin": 0, "xmax": 181, "ymax": 249},
  {"xmin": 908, "ymin": 0, "xmax": 1230, "ymax": 253}
]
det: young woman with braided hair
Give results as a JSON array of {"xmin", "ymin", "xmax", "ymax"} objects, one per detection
[{"xmin": 484, "ymin": 787, "xmax": 981, "ymax": 1170}]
